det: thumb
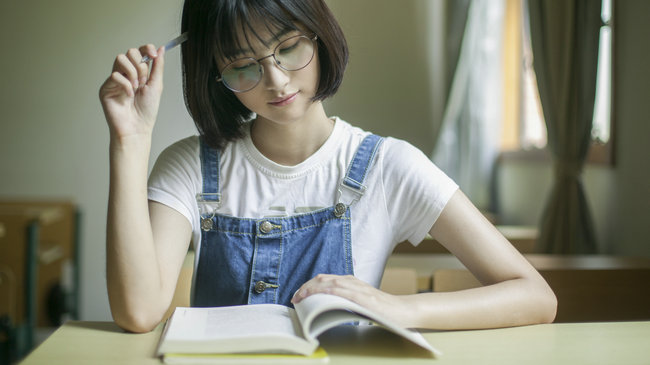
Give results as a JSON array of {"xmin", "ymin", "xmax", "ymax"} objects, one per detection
[{"xmin": 148, "ymin": 46, "xmax": 166, "ymax": 87}]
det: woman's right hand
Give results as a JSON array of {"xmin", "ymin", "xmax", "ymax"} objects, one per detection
[{"xmin": 99, "ymin": 44, "xmax": 166, "ymax": 143}]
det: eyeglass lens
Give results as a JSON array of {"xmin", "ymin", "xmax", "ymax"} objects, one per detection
[{"xmin": 221, "ymin": 35, "xmax": 315, "ymax": 92}]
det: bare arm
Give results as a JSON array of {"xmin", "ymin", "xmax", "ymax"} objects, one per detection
[
  {"xmin": 100, "ymin": 45, "xmax": 192, "ymax": 332},
  {"xmin": 292, "ymin": 190, "xmax": 557, "ymax": 329}
]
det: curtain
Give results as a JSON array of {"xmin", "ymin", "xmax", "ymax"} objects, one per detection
[
  {"xmin": 432, "ymin": 0, "xmax": 505, "ymax": 211},
  {"xmin": 444, "ymin": 0, "xmax": 472, "ymax": 96},
  {"xmin": 527, "ymin": 0, "xmax": 601, "ymax": 253}
]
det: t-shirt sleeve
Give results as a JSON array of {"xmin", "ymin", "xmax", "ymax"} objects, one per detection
[
  {"xmin": 147, "ymin": 136, "xmax": 201, "ymax": 237},
  {"xmin": 380, "ymin": 138, "xmax": 458, "ymax": 245}
]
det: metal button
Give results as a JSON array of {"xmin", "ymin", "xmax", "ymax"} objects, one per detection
[
  {"xmin": 260, "ymin": 221, "xmax": 273, "ymax": 234},
  {"xmin": 334, "ymin": 203, "xmax": 347, "ymax": 218},
  {"xmin": 254, "ymin": 281, "xmax": 267, "ymax": 294},
  {"xmin": 201, "ymin": 217, "xmax": 213, "ymax": 231}
]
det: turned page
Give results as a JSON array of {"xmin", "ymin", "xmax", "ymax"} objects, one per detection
[
  {"xmin": 294, "ymin": 294, "xmax": 374, "ymax": 339},
  {"xmin": 293, "ymin": 293, "xmax": 438, "ymax": 355}
]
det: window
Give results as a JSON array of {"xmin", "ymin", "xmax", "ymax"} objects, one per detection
[
  {"xmin": 591, "ymin": 0, "xmax": 612, "ymax": 144},
  {"xmin": 501, "ymin": 0, "xmax": 614, "ymax": 164}
]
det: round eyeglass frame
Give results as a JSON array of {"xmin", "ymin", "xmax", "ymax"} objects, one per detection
[{"xmin": 216, "ymin": 34, "xmax": 318, "ymax": 93}]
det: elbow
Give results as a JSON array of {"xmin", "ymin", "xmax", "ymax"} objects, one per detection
[
  {"xmin": 107, "ymin": 286, "xmax": 168, "ymax": 333},
  {"xmin": 532, "ymin": 281, "xmax": 557, "ymax": 324},
  {"xmin": 540, "ymin": 288, "xmax": 558, "ymax": 324},
  {"xmin": 513, "ymin": 277, "xmax": 557, "ymax": 326},
  {"xmin": 112, "ymin": 307, "xmax": 164, "ymax": 333}
]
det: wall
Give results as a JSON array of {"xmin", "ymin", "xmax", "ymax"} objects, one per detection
[
  {"xmin": 0, "ymin": 0, "xmax": 195, "ymax": 321},
  {"xmin": 603, "ymin": 0, "xmax": 650, "ymax": 256},
  {"xmin": 325, "ymin": 0, "xmax": 447, "ymax": 154}
]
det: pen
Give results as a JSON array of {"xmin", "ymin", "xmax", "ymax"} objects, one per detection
[{"xmin": 141, "ymin": 32, "xmax": 188, "ymax": 63}]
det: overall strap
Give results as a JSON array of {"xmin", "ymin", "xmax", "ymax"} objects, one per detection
[
  {"xmin": 344, "ymin": 134, "xmax": 384, "ymax": 190},
  {"xmin": 337, "ymin": 134, "xmax": 384, "ymax": 209},
  {"xmin": 197, "ymin": 138, "xmax": 221, "ymax": 228}
]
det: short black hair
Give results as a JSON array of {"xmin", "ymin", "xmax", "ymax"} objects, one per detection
[{"xmin": 180, "ymin": 0, "xmax": 349, "ymax": 149}]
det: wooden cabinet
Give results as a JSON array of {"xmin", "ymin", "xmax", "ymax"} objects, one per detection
[{"xmin": 0, "ymin": 201, "xmax": 78, "ymax": 329}]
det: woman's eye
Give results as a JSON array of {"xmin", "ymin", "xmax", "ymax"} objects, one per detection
[
  {"xmin": 231, "ymin": 61, "xmax": 256, "ymax": 71},
  {"xmin": 278, "ymin": 40, "xmax": 300, "ymax": 54}
]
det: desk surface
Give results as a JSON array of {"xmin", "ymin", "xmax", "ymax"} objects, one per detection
[
  {"xmin": 21, "ymin": 320, "xmax": 650, "ymax": 365},
  {"xmin": 387, "ymin": 253, "xmax": 650, "ymax": 274},
  {"xmin": 387, "ymin": 253, "xmax": 650, "ymax": 290}
]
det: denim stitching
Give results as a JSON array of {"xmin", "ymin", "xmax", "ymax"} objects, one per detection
[
  {"xmin": 248, "ymin": 235, "xmax": 259, "ymax": 305},
  {"xmin": 359, "ymin": 137, "xmax": 383, "ymax": 185},
  {"xmin": 274, "ymin": 233, "xmax": 283, "ymax": 304},
  {"xmin": 345, "ymin": 177, "xmax": 364, "ymax": 186},
  {"xmin": 343, "ymin": 135, "xmax": 383, "ymax": 191}
]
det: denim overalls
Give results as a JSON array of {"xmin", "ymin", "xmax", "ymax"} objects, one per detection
[{"xmin": 193, "ymin": 134, "xmax": 383, "ymax": 307}]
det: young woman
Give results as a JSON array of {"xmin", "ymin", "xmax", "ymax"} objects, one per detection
[{"xmin": 99, "ymin": 0, "xmax": 556, "ymax": 333}]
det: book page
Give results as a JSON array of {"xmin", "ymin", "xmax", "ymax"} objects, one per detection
[
  {"xmin": 295, "ymin": 294, "xmax": 370, "ymax": 339},
  {"xmin": 294, "ymin": 294, "xmax": 439, "ymax": 356},
  {"xmin": 158, "ymin": 304, "xmax": 321, "ymax": 356},
  {"xmin": 166, "ymin": 305, "xmax": 302, "ymax": 341}
]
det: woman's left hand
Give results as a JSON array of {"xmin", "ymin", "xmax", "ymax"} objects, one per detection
[{"xmin": 291, "ymin": 274, "xmax": 414, "ymax": 327}]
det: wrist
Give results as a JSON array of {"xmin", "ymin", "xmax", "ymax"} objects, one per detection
[
  {"xmin": 108, "ymin": 133, "xmax": 153, "ymax": 176},
  {"xmin": 392, "ymin": 294, "xmax": 423, "ymax": 329},
  {"xmin": 109, "ymin": 132, "xmax": 153, "ymax": 154}
]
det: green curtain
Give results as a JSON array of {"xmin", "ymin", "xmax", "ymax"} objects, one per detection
[{"xmin": 528, "ymin": 0, "xmax": 602, "ymax": 254}]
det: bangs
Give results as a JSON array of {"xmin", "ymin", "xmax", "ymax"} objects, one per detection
[{"xmin": 214, "ymin": 1, "xmax": 300, "ymax": 62}]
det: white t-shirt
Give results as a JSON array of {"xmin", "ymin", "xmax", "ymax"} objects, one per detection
[{"xmin": 147, "ymin": 117, "xmax": 458, "ymax": 287}]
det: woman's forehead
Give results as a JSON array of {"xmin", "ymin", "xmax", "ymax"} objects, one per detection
[
  {"xmin": 238, "ymin": 28, "xmax": 295, "ymax": 52},
  {"xmin": 221, "ymin": 20, "xmax": 301, "ymax": 60}
]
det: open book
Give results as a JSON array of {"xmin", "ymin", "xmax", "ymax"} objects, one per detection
[{"xmin": 157, "ymin": 293, "xmax": 440, "ymax": 362}]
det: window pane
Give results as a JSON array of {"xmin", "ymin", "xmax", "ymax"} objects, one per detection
[
  {"xmin": 521, "ymin": 64, "xmax": 547, "ymax": 149},
  {"xmin": 520, "ymin": 1, "xmax": 547, "ymax": 150},
  {"xmin": 591, "ymin": 25, "xmax": 611, "ymax": 144},
  {"xmin": 602, "ymin": 0, "xmax": 611, "ymax": 23}
]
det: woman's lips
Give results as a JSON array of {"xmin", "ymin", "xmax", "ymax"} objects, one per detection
[{"xmin": 269, "ymin": 92, "xmax": 298, "ymax": 106}]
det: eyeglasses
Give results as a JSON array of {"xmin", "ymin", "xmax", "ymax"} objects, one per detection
[{"xmin": 217, "ymin": 34, "xmax": 317, "ymax": 93}]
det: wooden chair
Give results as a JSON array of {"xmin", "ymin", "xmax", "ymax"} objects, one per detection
[
  {"xmin": 432, "ymin": 267, "xmax": 650, "ymax": 322},
  {"xmin": 380, "ymin": 267, "xmax": 418, "ymax": 295}
]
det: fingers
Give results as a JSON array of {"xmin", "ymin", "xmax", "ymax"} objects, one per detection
[
  {"xmin": 99, "ymin": 42, "xmax": 166, "ymax": 135},
  {"xmin": 138, "ymin": 43, "xmax": 158, "ymax": 61},
  {"xmin": 111, "ymin": 52, "xmax": 137, "ymax": 94},
  {"xmin": 291, "ymin": 274, "xmax": 410, "ymax": 326},
  {"xmin": 106, "ymin": 71, "xmax": 138, "ymax": 98},
  {"xmin": 109, "ymin": 44, "xmax": 162, "ymax": 94},
  {"xmin": 126, "ymin": 48, "xmax": 150, "ymax": 89},
  {"xmin": 292, "ymin": 274, "xmax": 368, "ymax": 304}
]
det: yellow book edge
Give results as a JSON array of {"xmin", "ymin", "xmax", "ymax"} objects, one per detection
[{"xmin": 163, "ymin": 346, "xmax": 329, "ymax": 362}]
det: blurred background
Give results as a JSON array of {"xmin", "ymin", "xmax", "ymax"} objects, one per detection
[{"xmin": 0, "ymin": 0, "xmax": 648, "ymax": 356}]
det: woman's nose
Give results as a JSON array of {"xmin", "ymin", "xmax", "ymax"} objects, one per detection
[{"xmin": 260, "ymin": 57, "xmax": 290, "ymax": 90}]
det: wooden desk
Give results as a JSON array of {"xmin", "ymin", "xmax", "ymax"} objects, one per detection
[
  {"xmin": 387, "ymin": 254, "xmax": 650, "ymax": 322},
  {"xmin": 21, "ymin": 320, "xmax": 650, "ymax": 364},
  {"xmin": 386, "ymin": 253, "xmax": 650, "ymax": 291}
]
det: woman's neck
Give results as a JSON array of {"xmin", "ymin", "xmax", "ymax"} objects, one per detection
[{"xmin": 250, "ymin": 104, "xmax": 334, "ymax": 166}]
